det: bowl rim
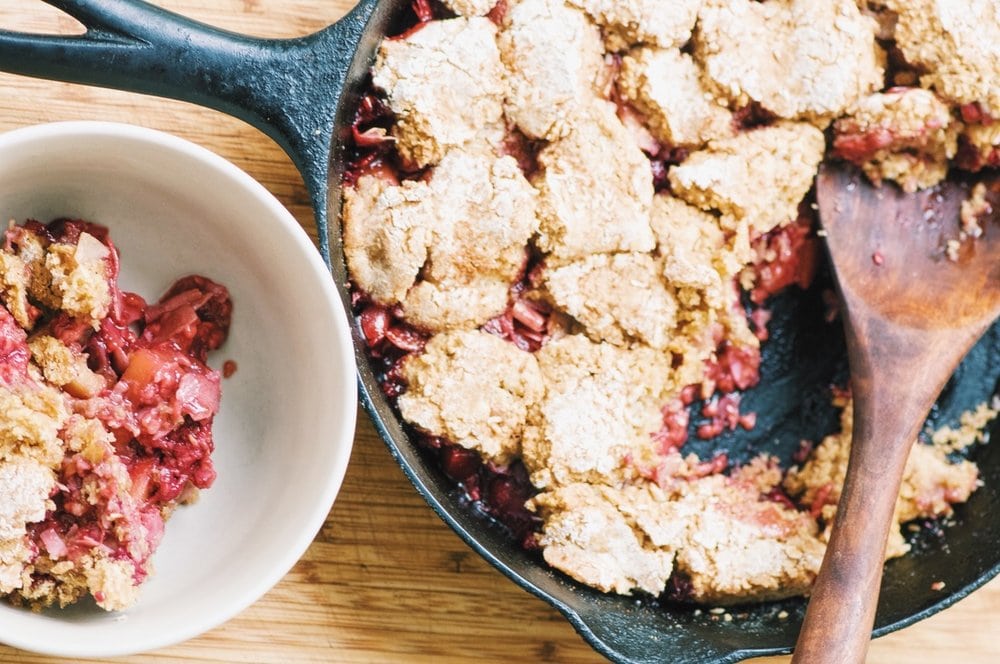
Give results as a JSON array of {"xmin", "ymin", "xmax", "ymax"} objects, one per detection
[{"xmin": 0, "ymin": 120, "xmax": 358, "ymax": 658}]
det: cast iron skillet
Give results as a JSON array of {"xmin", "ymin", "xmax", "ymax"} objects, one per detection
[{"xmin": 1, "ymin": 2, "xmax": 998, "ymax": 662}]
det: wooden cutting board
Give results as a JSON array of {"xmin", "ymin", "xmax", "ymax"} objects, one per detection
[{"xmin": 0, "ymin": 2, "xmax": 997, "ymax": 662}]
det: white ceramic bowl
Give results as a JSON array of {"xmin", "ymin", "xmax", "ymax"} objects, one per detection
[{"xmin": 0, "ymin": 122, "xmax": 357, "ymax": 657}]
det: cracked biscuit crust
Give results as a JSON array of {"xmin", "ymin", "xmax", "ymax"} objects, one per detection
[
  {"xmin": 531, "ymin": 483, "xmax": 675, "ymax": 595},
  {"xmin": 373, "ymin": 17, "xmax": 506, "ymax": 167},
  {"xmin": 618, "ymin": 47, "xmax": 734, "ymax": 148},
  {"xmin": 696, "ymin": 0, "xmax": 883, "ymax": 121},
  {"xmin": 833, "ymin": 88, "xmax": 958, "ymax": 192},
  {"xmin": 888, "ymin": 0, "xmax": 1000, "ymax": 116},
  {"xmin": 545, "ymin": 252, "xmax": 678, "ymax": 351},
  {"xmin": 345, "ymin": 149, "xmax": 538, "ymax": 331},
  {"xmin": 531, "ymin": 468, "xmax": 825, "ymax": 602},
  {"xmin": 652, "ymin": 474, "xmax": 825, "ymax": 604},
  {"xmin": 441, "ymin": 0, "xmax": 497, "ymax": 17},
  {"xmin": 499, "ymin": 0, "xmax": 605, "ymax": 141},
  {"xmin": 535, "ymin": 102, "xmax": 655, "ymax": 262},
  {"xmin": 342, "ymin": 175, "xmax": 433, "ymax": 306},
  {"xmin": 522, "ymin": 334, "xmax": 672, "ymax": 489},
  {"xmin": 398, "ymin": 329, "xmax": 544, "ymax": 464},
  {"xmin": 668, "ymin": 122, "xmax": 825, "ymax": 235},
  {"xmin": 566, "ymin": 0, "xmax": 701, "ymax": 52}
]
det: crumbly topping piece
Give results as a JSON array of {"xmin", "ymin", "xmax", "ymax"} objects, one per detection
[
  {"xmin": 16, "ymin": 552, "xmax": 141, "ymax": 612},
  {"xmin": 0, "ymin": 457, "xmax": 54, "ymax": 593},
  {"xmin": 29, "ymin": 335, "xmax": 106, "ymax": 399},
  {"xmin": 887, "ymin": 0, "xmax": 1000, "ymax": 116},
  {"xmin": 498, "ymin": 0, "xmax": 605, "ymax": 140},
  {"xmin": 40, "ymin": 233, "xmax": 112, "ymax": 323},
  {"xmin": 651, "ymin": 195, "xmax": 748, "ymax": 302},
  {"xmin": 531, "ymin": 466, "xmax": 824, "ymax": 602},
  {"xmin": 0, "ymin": 250, "xmax": 34, "ymax": 329},
  {"xmin": 400, "ymin": 149, "xmax": 538, "ymax": 332},
  {"xmin": 696, "ymin": 0, "xmax": 883, "ymax": 120},
  {"xmin": 668, "ymin": 122, "xmax": 825, "ymax": 235},
  {"xmin": 0, "ymin": 382, "xmax": 70, "ymax": 468},
  {"xmin": 421, "ymin": 149, "xmax": 538, "ymax": 286},
  {"xmin": 566, "ymin": 0, "xmax": 701, "ymax": 51},
  {"xmin": 930, "ymin": 400, "xmax": 998, "ymax": 453},
  {"xmin": 402, "ymin": 277, "xmax": 511, "ymax": 338},
  {"xmin": 0, "ymin": 228, "xmax": 111, "ymax": 327},
  {"xmin": 83, "ymin": 556, "xmax": 143, "ymax": 611},
  {"xmin": 342, "ymin": 175, "xmax": 434, "ymax": 305},
  {"xmin": 398, "ymin": 330, "xmax": 544, "ymax": 463},
  {"xmin": 959, "ymin": 183, "xmax": 992, "ymax": 240},
  {"xmin": 373, "ymin": 17, "xmax": 506, "ymax": 167},
  {"xmin": 530, "ymin": 483, "xmax": 675, "ymax": 595},
  {"xmin": 957, "ymin": 123, "xmax": 1000, "ymax": 173},
  {"xmin": 522, "ymin": 334, "xmax": 673, "ymax": 488},
  {"xmin": 544, "ymin": 253, "xmax": 678, "ymax": 350},
  {"xmin": 535, "ymin": 102, "xmax": 656, "ymax": 262},
  {"xmin": 833, "ymin": 88, "xmax": 958, "ymax": 192},
  {"xmin": 654, "ymin": 474, "xmax": 825, "ymax": 604},
  {"xmin": 441, "ymin": 0, "xmax": 497, "ymax": 17},
  {"xmin": 618, "ymin": 47, "xmax": 734, "ymax": 148},
  {"xmin": 346, "ymin": 149, "xmax": 538, "ymax": 330},
  {"xmin": 785, "ymin": 400, "xmax": 983, "ymax": 559},
  {"xmin": 647, "ymin": 195, "xmax": 757, "ymax": 386}
]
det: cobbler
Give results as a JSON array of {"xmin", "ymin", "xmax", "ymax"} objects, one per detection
[
  {"xmin": 0, "ymin": 219, "xmax": 231, "ymax": 611},
  {"xmin": 342, "ymin": 0, "xmax": 999, "ymax": 605}
]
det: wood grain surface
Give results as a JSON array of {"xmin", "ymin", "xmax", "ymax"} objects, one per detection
[{"xmin": 0, "ymin": 2, "xmax": 997, "ymax": 662}]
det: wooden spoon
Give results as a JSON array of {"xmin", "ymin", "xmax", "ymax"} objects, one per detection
[{"xmin": 792, "ymin": 164, "xmax": 1000, "ymax": 664}]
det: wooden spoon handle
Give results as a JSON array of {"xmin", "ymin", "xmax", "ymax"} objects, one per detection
[{"xmin": 791, "ymin": 399, "xmax": 923, "ymax": 664}]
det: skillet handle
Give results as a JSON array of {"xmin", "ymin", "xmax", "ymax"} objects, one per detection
[{"xmin": 0, "ymin": 0, "xmax": 376, "ymax": 265}]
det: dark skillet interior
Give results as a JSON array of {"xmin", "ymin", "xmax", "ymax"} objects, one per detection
[{"xmin": 324, "ymin": 2, "xmax": 1000, "ymax": 662}]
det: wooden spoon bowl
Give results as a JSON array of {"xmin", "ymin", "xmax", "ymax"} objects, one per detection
[{"xmin": 793, "ymin": 164, "xmax": 1000, "ymax": 663}]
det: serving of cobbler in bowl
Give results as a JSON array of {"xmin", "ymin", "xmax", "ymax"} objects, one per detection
[
  {"xmin": 0, "ymin": 122, "xmax": 356, "ymax": 658},
  {"xmin": 340, "ymin": 0, "xmax": 1000, "ymax": 660}
]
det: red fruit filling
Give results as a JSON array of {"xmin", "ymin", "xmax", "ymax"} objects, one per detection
[
  {"xmin": 14, "ymin": 219, "xmax": 231, "ymax": 594},
  {"xmin": 747, "ymin": 207, "xmax": 820, "ymax": 305},
  {"xmin": 343, "ymin": 18, "xmax": 827, "ymax": 555}
]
